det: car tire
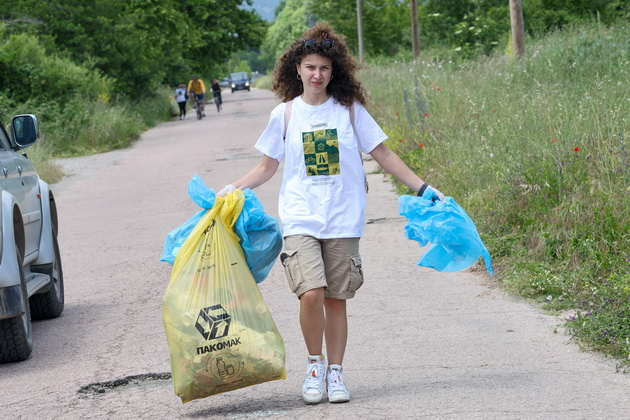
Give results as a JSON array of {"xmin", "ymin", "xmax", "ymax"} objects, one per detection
[
  {"xmin": 30, "ymin": 226, "xmax": 64, "ymax": 320},
  {"xmin": 0, "ymin": 249, "xmax": 33, "ymax": 363}
]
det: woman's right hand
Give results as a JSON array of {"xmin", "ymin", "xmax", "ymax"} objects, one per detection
[{"xmin": 217, "ymin": 184, "xmax": 236, "ymax": 197}]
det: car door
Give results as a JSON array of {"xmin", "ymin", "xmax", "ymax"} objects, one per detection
[
  {"xmin": 0, "ymin": 125, "xmax": 41, "ymax": 260},
  {"xmin": 12, "ymin": 152, "xmax": 41, "ymax": 260}
]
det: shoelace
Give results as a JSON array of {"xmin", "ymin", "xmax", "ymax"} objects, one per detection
[
  {"xmin": 327, "ymin": 369, "xmax": 345, "ymax": 393},
  {"xmin": 304, "ymin": 362, "xmax": 324, "ymax": 389}
]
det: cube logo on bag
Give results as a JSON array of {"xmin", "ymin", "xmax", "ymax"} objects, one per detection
[{"xmin": 195, "ymin": 304, "xmax": 231, "ymax": 340}]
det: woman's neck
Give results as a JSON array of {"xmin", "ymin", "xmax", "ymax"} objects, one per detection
[{"xmin": 300, "ymin": 92, "xmax": 330, "ymax": 106}]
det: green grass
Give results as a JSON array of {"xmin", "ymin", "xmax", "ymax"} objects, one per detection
[
  {"xmin": 3, "ymin": 86, "xmax": 174, "ymax": 182},
  {"xmin": 361, "ymin": 21, "xmax": 630, "ymax": 363}
]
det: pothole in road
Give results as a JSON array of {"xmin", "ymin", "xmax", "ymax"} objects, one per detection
[{"xmin": 77, "ymin": 372, "xmax": 171, "ymax": 396}]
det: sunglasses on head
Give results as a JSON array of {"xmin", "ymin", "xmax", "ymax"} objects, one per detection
[{"xmin": 303, "ymin": 39, "xmax": 335, "ymax": 49}]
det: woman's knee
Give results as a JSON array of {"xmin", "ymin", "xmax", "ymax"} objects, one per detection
[
  {"xmin": 324, "ymin": 297, "xmax": 346, "ymax": 312},
  {"xmin": 300, "ymin": 288, "xmax": 325, "ymax": 306}
]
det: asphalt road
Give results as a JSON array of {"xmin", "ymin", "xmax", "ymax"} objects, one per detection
[{"xmin": 0, "ymin": 88, "xmax": 628, "ymax": 419}]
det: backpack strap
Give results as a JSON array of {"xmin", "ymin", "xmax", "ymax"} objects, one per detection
[
  {"xmin": 283, "ymin": 100, "xmax": 293, "ymax": 140},
  {"xmin": 349, "ymin": 102, "xmax": 355, "ymax": 126}
]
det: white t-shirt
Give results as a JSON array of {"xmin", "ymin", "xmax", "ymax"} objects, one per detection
[
  {"xmin": 175, "ymin": 87, "xmax": 187, "ymax": 103},
  {"xmin": 255, "ymin": 96, "xmax": 387, "ymax": 239}
]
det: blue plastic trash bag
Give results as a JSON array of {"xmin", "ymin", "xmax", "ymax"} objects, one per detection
[
  {"xmin": 398, "ymin": 194, "xmax": 493, "ymax": 276},
  {"xmin": 161, "ymin": 176, "xmax": 283, "ymax": 283}
]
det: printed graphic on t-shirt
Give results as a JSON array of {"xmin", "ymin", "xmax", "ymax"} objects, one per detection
[{"xmin": 302, "ymin": 128, "xmax": 340, "ymax": 176}]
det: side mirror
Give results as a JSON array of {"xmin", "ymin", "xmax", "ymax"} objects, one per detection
[{"xmin": 11, "ymin": 114, "xmax": 39, "ymax": 149}]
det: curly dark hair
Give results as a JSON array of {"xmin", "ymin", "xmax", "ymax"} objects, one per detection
[{"xmin": 271, "ymin": 22, "xmax": 366, "ymax": 107}]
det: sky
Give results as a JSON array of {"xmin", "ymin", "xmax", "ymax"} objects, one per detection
[{"xmin": 248, "ymin": 0, "xmax": 282, "ymax": 22}]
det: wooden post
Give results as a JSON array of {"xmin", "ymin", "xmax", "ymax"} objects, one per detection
[
  {"xmin": 356, "ymin": 0, "xmax": 365, "ymax": 62},
  {"xmin": 410, "ymin": 0, "xmax": 420, "ymax": 58},
  {"xmin": 509, "ymin": 0, "xmax": 525, "ymax": 57}
]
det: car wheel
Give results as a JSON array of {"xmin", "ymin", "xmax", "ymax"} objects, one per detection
[
  {"xmin": 30, "ymin": 226, "xmax": 64, "ymax": 320},
  {"xmin": 0, "ymin": 249, "xmax": 33, "ymax": 363}
]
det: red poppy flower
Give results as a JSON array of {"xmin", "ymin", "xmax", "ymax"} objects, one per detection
[
  {"xmin": 423, "ymin": 113, "xmax": 429, "ymax": 117},
  {"xmin": 552, "ymin": 139, "xmax": 556, "ymax": 143},
  {"xmin": 574, "ymin": 147, "xmax": 580, "ymax": 152},
  {"xmin": 491, "ymin": 109, "xmax": 497, "ymax": 113},
  {"xmin": 419, "ymin": 144, "xmax": 425, "ymax": 148},
  {"xmin": 398, "ymin": 140, "xmax": 403, "ymax": 143},
  {"xmin": 437, "ymin": 88, "xmax": 441, "ymax": 91}
]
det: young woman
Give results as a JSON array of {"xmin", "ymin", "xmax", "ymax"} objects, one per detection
[{"xmin": 217, "ymin": 22, "xmax": 444, "ymax": 404}]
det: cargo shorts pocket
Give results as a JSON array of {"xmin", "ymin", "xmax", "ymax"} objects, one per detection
[
  {"xmin": 280, "ymin": 250, "xmax": 301, "ymax": 294},
  {"xmin": 348, "ymin": 255, "xmax": 364, "ymax": 293}
]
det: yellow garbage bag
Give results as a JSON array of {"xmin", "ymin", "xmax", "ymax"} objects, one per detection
[{"xmin": 162, "ymin": 190, "xmax": 286, "ymax": 403}]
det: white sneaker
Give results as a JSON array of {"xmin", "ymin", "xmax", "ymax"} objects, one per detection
[
  {"xmin": 302, "ymin": 355, "xmax": 326, "ymax": 404},
  {"xmin": 327, "ymin": 364, "xmax": 350, "ymax": 403}
]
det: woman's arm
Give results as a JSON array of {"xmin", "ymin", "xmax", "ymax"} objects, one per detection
[
  {"xmin": 369, "ymin": 142, "xmax": 445, "ymax": 201},
  {"xmin": 369, "ymin": 143, "xmax": 425, "ymax": 193},
  {"xmin": 231, "ymin": 154, "xmax": 280, "ymax": 190}
]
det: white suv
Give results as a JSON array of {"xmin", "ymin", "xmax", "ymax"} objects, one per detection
[{"xmin": 0, "ymin": 115, "xmax": 63, "ymax": 363}]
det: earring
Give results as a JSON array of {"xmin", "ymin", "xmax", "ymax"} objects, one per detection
[
  {"xmin": 331, "ymin": 75, "xmax": 334, "ymax": 80},
  {"xmin": 297, "ymin": 74, "xmax": 302, "ymax": 80}
]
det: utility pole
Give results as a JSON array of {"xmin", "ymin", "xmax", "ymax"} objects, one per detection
[
  {"xmin": 356, "ymin": 0, "xmax": 365, "ymax": 62},
  {"xmin": 509, "ymin": 0, "xmax": 525, "ymax": 57},
  {"xmin": 410, "ymin": 0, "xmax": 420, "ymax": 58}
]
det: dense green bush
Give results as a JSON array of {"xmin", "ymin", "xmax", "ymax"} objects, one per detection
[
  {"xmin": 0, "ymin": 26, "xmax": 173, "ymax": 163},
  {"xmin": 0, "ymin": 27, "xmax": 111, "ymax": 105}
]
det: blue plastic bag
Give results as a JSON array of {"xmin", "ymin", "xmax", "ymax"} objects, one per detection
[
  {"xmin": 161, "ymin": 176, "xmax": 283, "ymax": 283},
  {"xmin": 398, "ymin": 194, "xmax": 493, "ymax": 276}
]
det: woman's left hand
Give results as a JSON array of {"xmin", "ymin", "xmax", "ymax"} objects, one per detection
[{"xmin": 424, "ymin": 185, "xmax": 446, "ymax": 202}]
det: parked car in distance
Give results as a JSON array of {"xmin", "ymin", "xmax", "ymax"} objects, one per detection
[
  {"xmin": 0, "ymin": 114, "xmax": 63, "ymax": 363},
  {"xmin": 230, "ymin": 72, "xmax": 250, "ymax": 93}
]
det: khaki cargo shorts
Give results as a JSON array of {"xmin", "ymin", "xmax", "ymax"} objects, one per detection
[{"xmin": 280, "ymin": 235, "xmax": 364, "ymax": 300}]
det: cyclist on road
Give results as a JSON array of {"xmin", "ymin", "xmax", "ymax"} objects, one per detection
[
  {"xmin": 211, "ymin": 78, "xmax": 222, "ymax": 112},
  {"xmin": 187, "ymin": 75, "xmax": 206, "ymax": 117}
]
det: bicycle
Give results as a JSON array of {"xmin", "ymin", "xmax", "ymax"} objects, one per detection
[
  {"xmin": 190, "ymin": 93, "xmax": 205, "ymax": 120},
  {"xmin": 213, "ymin": 91, "xmax": 222, "ymax": 113},
  {"xmin": 196, "ymin": 98, "xmax": 203, "ymax": 120}
]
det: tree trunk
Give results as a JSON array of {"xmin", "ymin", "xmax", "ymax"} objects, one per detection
[{"xmin": 510, "ymin": 0, "xmax": 525, "ymax": 58}]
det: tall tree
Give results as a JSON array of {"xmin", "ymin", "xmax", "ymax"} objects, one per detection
[
  {"xmin": 260, "ymin": 0, "xmax": 308, "ymax": 69},
  {"xmin": 4, "ymin": 0, "xmax": 267, "ymax": 95},
  {"xmin": 307, "ymin": 0, "xmax": 409, "ymax": 58}
]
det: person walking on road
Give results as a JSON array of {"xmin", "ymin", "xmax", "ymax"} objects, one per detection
[
  {"xmin": 216, "ymin": 22, "xmax": 445, "ymax": 405},
  {"xmin": 174, "ymin": 83, "xmax": 187, "ymax": 120},
  {"xmin": 187, "ymin": 75, "xmax": 206, "ymax": 117}
]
